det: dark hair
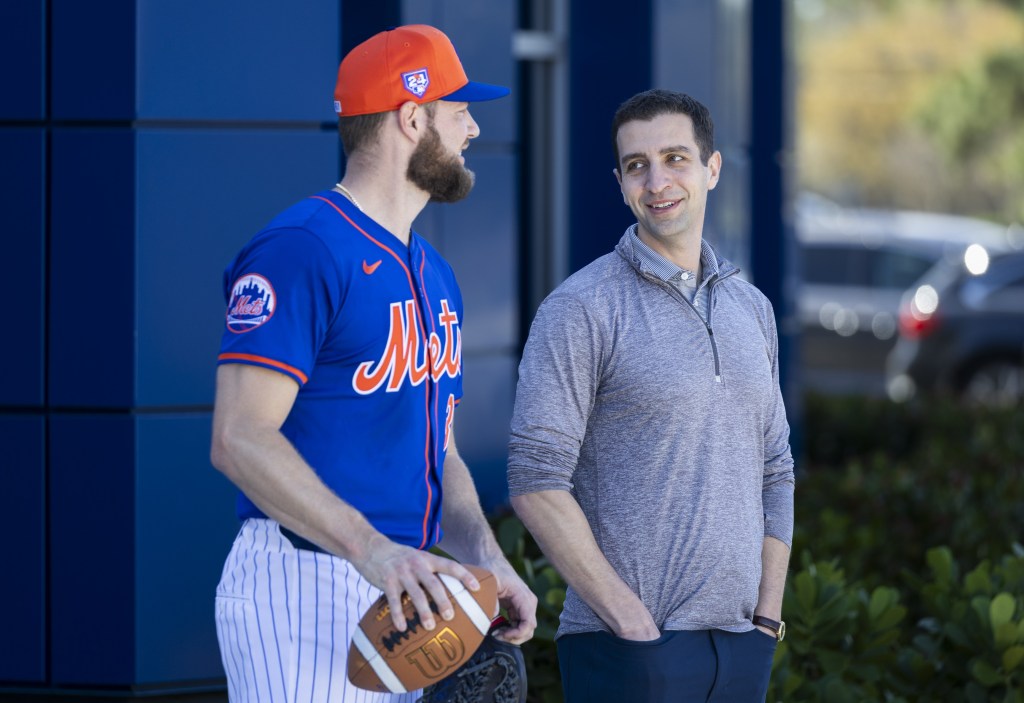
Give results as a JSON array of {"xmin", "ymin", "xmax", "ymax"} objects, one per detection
[
  {"xmin": 337, "ymin": 102, "xmax": 438, "ymax": 157},
  {"xmin": 611, "ymin": 89, "xmax": 715, "ymax": 167},
  {"xmin": 338, "ymin": 112, "xmax": 388, "ymax": 156}
]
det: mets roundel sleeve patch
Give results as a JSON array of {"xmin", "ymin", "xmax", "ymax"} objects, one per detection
[{"xmin": 226, "ymin": 273, "xmax": 276, "ymax": 333}]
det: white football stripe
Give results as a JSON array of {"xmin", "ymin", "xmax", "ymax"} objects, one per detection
[
  {"xmin": 352, "ymin": 626, "xmax": 407, "ymax": 694},
  {"xmin": 438, "ymin": 574, "xmax": 491, "ymax": 635}
]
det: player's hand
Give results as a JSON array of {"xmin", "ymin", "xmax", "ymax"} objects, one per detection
[
  {"xmin": 615, "ymin": 619, "xmax": 661, "ymax": 641},
  {"xmin": 356, "ymin": 535, "xmax": 479, "ymax": 633},
  {"xmin": 481, "ymin": 558, "xmax": 538, "ymax": 645},
  {"xmin": 610, "ymin": 602, "xmax": 661, "ymax": 642}
]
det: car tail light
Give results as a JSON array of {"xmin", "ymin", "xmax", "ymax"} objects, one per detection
[{"xmin": 899, "ymin": 284, "xmax": 940, "ymax": 339}]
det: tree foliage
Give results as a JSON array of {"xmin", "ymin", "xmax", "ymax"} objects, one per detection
[
  {"xmin": 917, "ymin": 48, "xmax": 1024, "ymax": 224},
  {"xmin": 795, "ymin": 0, "xmax": 1024, "ymax": 223}
]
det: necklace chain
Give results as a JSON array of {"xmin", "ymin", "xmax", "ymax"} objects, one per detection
[{"xmin": 334, "ymin": 182, "xmax": 363, "ymax": 212}]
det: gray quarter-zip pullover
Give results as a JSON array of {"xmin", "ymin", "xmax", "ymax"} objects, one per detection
[{"xmin": 507, "ymin": 230, "xmax": 795, "ymax": 637}]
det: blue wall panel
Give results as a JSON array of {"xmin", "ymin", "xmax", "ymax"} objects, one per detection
[
  {"xmin": 135, "ymin": 413, "xmax": 237, "ymax": 683},
  {"xmin": 50, "ymin": 414, "xmax": 136, "ymax": 686},
  {"xmin": 0, "ymin": 415, "xmax": 46, "ymax": 683},
  {"xmin": 0, "ymin": 1, "xmax": 46, "ymax": 120},
  {"xmin": 749, "ymin": 1, "xmax": 798, "ymax": 403},
  {"xmin": 569, "ymin": 1, "xmax": 652, "ymax": 274},
  {"xmin": 456, "ymin": 356, "xmax": 517, "ymax": 512},
  {"xmin": 136, "ymin": 0, "xmax": 340, "ymax": 122},
  {"xmin": 51, "ymin": 0, "xmax": 136, "ymax": 120},
  {"xmin": 134, "ymin": 129, "xmax": 340, "ymax": 407},
  {"xmin": 432, "ymin": 154, "xmax": 518, "ymax": 353},
  {"xmin": 653, "ymin": 0, "xmax": 717, "ymax": 112},
  {"xmin": 343, "ymin": 1, "xmax": 401, "ymax": 53},
  {"xmin": 0, "ymin": 129, "xmax": 46, "ymax": 407},
  {"xmin": 437, "ymin": 0, "xmax": 516, "ymax": 144},
  {"xmin": 49, "ymin": 129, "xmax": 136, "ymax": 409}
]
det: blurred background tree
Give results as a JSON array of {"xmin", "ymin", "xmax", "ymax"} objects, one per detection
[{"xmin": 794, "ymin": 0, "xmax": 1024, "ymax": 224}]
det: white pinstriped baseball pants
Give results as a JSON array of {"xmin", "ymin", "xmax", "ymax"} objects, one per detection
[{"xmin": 215, "ymin": 518, "xmax": 421, "ymax": 703}]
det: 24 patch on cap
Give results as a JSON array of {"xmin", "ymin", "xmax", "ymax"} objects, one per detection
[
  {"xmin": 227, "ymin": 274, "xmax": 276, "ymax": 333},
  {"xmin": 402, "ymin": 68, "xmax": 430, "ymax": 97}
]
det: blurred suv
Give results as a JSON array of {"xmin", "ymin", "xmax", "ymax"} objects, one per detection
[
  {"xmin": 886, "ymin": 248, "xmax": 1024, "ymax": 406},
  {"xmin": 796, "ymin": 193, "xmax": 1014, "ymax": 396}
]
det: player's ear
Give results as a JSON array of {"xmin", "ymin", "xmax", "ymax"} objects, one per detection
[
  {"xmin": 396, "ymin": 101, "xmax": 422, "ymax": 142},
  {"xmin": 613, "ymin": 167, "xmax": 622, "ymax": 186}
]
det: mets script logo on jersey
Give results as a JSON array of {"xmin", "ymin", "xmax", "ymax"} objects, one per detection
[
  {"xmin": 226, "ymin": 274, "xmax": 276, "ymax": 333},
  {"xmin": 402, "ymin": 68, "xmax": 430, "ymax": 98},
  {"xmin": 353, "ymin": 299, "xmax": 461, "ymax": 394}
]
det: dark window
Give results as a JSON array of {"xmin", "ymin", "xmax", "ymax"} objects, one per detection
[
  {"xmin": 869, "ymin": 250, "xmax": 935, "ymax": 289},
  {"xmin": 802, "ymin": 246, "xmax": 869, "ymax": 286},
  {"xmin": 803, "ymin": 244, "xmax": 935, "ymax": 289}
]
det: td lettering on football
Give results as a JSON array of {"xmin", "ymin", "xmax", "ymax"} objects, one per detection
[{"xmin": 347, "ymin": 564, "xmax": 499, "ymax": 693}]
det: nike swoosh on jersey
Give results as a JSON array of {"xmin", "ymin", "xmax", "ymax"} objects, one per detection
[{"xmin": 362, "ymin": 259, "xmax": 383, "ymax": 275}]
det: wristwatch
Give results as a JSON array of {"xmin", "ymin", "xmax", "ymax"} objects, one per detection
[{"xmin": 752, "ymin": 615, "xmax": 786, "ymax": 641}]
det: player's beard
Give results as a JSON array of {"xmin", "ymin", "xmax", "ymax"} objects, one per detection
[{"xmin": 407, "ymin": 123, "xmax": 475, "ymax": 203}]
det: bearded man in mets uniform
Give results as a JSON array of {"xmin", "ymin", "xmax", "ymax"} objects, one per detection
[{"xmin": 210, "ymin": 25, "xmax": 536, "ymax": 703}]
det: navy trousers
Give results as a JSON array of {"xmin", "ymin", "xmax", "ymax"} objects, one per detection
[{"xmin": 557, "ymin": 629, "xmax": 777, "ymax": 703}]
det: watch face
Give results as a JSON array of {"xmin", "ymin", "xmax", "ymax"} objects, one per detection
[{"xmin": 777, "ymin": 621, "xmax": 786, "ymax": 641}]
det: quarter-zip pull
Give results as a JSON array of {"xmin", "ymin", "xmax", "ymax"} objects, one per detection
[
  {"xmin": 705, "ymin": 324, "xmax": 723, "ymax": 382},
  {"xmin": 644, "ymin": 268, "xmax": 728, "ymax": 383}
]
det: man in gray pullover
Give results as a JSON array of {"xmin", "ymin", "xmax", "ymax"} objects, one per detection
[{"xmin": 507, "ymin": 89, "xmax": 795, "ymax": 702}]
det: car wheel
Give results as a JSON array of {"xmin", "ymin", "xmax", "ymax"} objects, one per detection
[{"xmin": 962, "ymin": 360, "xmax": 1024, "ymax": 407}]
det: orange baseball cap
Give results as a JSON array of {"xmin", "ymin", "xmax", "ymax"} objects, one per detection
[{"xmin": 333, "ymin": 25, "xmax": 509, "ymax": 116}]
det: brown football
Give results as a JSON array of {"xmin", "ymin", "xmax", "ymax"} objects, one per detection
[{"xmin": 347, "ymin": 564, "xmax": 498, "ymax": 693}]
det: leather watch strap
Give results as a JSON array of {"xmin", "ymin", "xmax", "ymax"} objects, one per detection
[{"xmin": 752, "ymin": 615, "xmax": 786, "ymax": 641}]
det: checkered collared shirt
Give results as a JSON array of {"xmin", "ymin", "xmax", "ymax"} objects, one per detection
[{"xmin": 626, "ymin": 225, "xmax": 719, "ymax": 322}]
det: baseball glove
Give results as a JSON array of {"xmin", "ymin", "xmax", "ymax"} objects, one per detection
[{"xmin": 418, "ymin": 617, "xmax": 527, "ymax": 703}]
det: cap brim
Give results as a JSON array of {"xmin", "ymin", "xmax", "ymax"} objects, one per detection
[{"xmin": 443, "ymin": 81, "xmax": 510, "ymax": 103}]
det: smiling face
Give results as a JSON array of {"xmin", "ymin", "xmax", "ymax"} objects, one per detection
[
  {"xmin": 407, "ymin": 100, "xmax": 480, "ymax": 203},
  {"xmin": 614, "ymin": 112, "xmax": 721, "ymax": 254}
]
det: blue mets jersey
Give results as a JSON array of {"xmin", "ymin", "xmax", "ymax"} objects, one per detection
[{"xmin": 217, "ymin": 189, "xmax": 464, "ymax": 549}]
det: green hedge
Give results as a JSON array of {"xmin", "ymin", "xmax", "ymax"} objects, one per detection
[
  {"xmin": 796, "ymin": 394, "xmax": 1024, "ymax": 599},
  {"xmin": 493, "ymin": 395, "xmax": 1024, "ymax": 702},
  {"xmin": 770, "ymin": 547, "xmax": 1024, "ymax": 702}
]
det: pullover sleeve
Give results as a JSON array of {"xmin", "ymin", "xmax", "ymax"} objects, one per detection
[
  {"xmin": 508, "ymin": 294, "xmax": 604, "ymax": 497},
  {"xmin": 761, "ymin": 301, "xmax": 796, "ymax": 547}
]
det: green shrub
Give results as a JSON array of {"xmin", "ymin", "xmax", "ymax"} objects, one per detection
[
  {"xmin": 898, "ymin": 546, "xmax": 1024, "ymax": 702},
  {"xmin": 795, "ymin": 395, "xmax": 1024, "ymax": 601},
  {"xmin": 768, "ymin": 553, "xmax": 908, "ymax": 702},
  {"xmin": 801, "ymin": 393, "xmax": 1024, "ymax": 469}
]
